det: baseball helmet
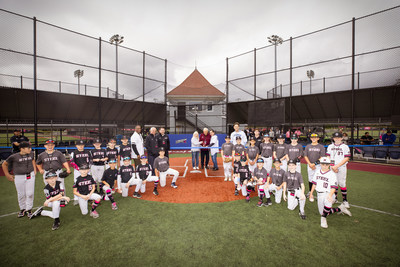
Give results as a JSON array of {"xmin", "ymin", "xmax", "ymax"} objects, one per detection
[
  {"xmin": 256, "ymin": 158, "xmax": 264, "ymax": 163},
  {"xmin": 320, "ymin": 157, "xmax": 330, "ymax": 164},
  {"xmin": 332, "ymin": 132, "xmax": 343, "ymax": 138}
]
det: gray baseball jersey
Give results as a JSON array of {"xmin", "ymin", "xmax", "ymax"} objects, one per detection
[
  {"xmin": 287, "ymin": 144, "xmax": 303, "ymax": 160},
  {"xmin": 304, "ymin": 143, "xmax": 325, "ymax": 163},
  {"xmin": 269, "ymin": 168, "xmax": 285, "ymax": 186},
  {"xmin": 259, "ymin": 143, "xmax": 274, "ymax": 157},
  {"xmin": 36, "ymin": 150, "xmax": 67, "ymax": 171},
  {"xmin": 253, "ymin": 167, "xmax": 268, "ymax": 180},
  {"xmin": 283, "ymin": 171, "xmax": 303, "ymax": 190},
  {"xmin": 274, "ymin": 143, "xmax": 288, "ymax": 159},
  {"xmin": 221, "ymin": 142, "xmax": 234, "ymax": 157},
  {"xmin": 234, "ymin": 144, "xmax": 246, "ymax": 156},
  {"xmin": 246, "ymin": 146, "xmax": 259, "ymax": 160},
  {"xmin": 6, "ymin": 152, "xmax": 35, "ymax": 175},
  {"xmin": 153, "ymin": 156, "xmax": 169, "ymax": 172}
]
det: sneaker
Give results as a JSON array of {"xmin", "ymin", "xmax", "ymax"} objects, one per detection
[
  {"xmin": 153, "ymin": 189, "xmax": 159, "ymax": 196},
  {"xmin": 228, "ymin": 177, "xmax": 232, "ymax": 181},
  {"xmin": 133, "ymin": 192, "xmax": 142, "ymax": 198},
  {"xmin": 26, "ymin": 210, "xmax": 33, "ymax": 218},
  {"xmin": 234, "ymin": 190, "xmax": 239, "ymax": 196},
  {"xmin": 224, "ymin": 177, "xmax": 228, "ymax": 181},
  {"xmin": 111, "ymin": 202, "xmax": 118, "ymax": 210},
  {"xmin": 299, "ymin": 212, "xmax": 306, "ymax": 220},
  {"xmin": 339, "ymin": 204, "xmax": 352, "ymax": 216},
  {"xmin": 52, "ymin": 220, "xmax": 60, "ymax": 230},
  {"xmin": 306, "ymin": 192, "xmax": 310, "ymax": 198},
  {"xmin": 17, "ymin": 209, "xmax": 26, "ymax": 218},
  {"xmin": 309, "ymin": 196, "xmax": 315, "ymax": 202},
  {"xmin": 343, "ymin": 201, "xmax": 350, "ymax": 209},
  {"xmin": 266, "ymin": 198, "xmax": 272, "ymax": 206},
  {"xmin": 321, "ymin": 217, "xmax": 328, "ymax": 228},
  {"xmin": 171, "ymin": 183, "xmax": 178, "ymax": 189},
  {"xmin": 73, "ymin": 200, "xmax": 79, "ymax": 206},
  {"xmin": 257, "ymin": 201, "xmax": 263, "ymax": 207},
  {"xmin": 245, "ymin": 196, "xmax": 250, "ymax": 203},
  {"xmin": 30, "ymin": 206, "xmax": 43, "ymax": 220},
  {"xmin": 90, "ymin": 210, "xmax": 99, "ymax": 218}
]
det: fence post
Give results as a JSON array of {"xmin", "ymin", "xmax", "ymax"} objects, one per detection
[
  {"xmin": 289, "ymin": 37, "xmax": 292, "ymax": 128},
  {"xmin": 59, "ymin": 81, "xmax": 61, "ymax": 93},
  {"xmin": 226, "ymin": 57, "xmax": 229, "ymax": 134},
  {"xmin": 33, "ymin": 16, "xmax": 38, "ymax": 156},
  {"xmin": 107, "ymin": 87, "xmax": 109, "ymax": 98},
  {"xmin": 357, "ymin": 72, "xmax": 360, "ymax": 89},
  {"xmin": 20, "ymin": 75, "xmax": 23, "ymax": 89},
  {"xmin": 164, "ymin": 59, "xmax": 167, "ymax": 129},
  {"xmin": 98, "ymin": 37, "xmax": 102, "ymax": 139},
  {"xmin": 85, "ymin": 84, "xmax": 87, "ymax": 95},
  {"xmin": 300, "ymin": 80, "xmax": 302, "ymax": 95},
  {"xmin": 350, "ymin": 17, "xmax": 356, "ymax": 160},
  {"xmin": 142, "ymin": 51, "xmax": 145, "ymax": 128},
  {"xmin": 280, "ymin": 84, "xmax": 282, "ymax": 97},
  {"xmin": 323, "ymin": 77, "xmax": 325, "ymax": 93}
]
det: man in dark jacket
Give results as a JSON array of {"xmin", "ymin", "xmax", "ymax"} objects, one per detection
[
  {"xmin": 156, "ymin": 127, "xmax": 170, "ymax": 158},
  {"xmin": 145, "ymin": 127, "xmax": 159, "ymax": 175}
]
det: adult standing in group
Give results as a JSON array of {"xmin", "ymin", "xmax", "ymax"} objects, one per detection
[
  {"xmin": 381, "ymin": 130, "xmax": 396, "ymax": 145},
  {"xmin": 10, "ymin": 129, "xmax": 29, "ymax": 154},
  {"xmin": 209, "ymin": 130, "xmax": 219, "ymax": 171},
  {"xmin": 156, "ymin": 127, "xmax": 170, "ymax": 158},
  {"xmin": 200, "ymin": 128, "xmax": 211, "ymax": 169},
  {"xmin": 191, "ymin": 131, "xmax": 201, "ymax": 170},
  {"xmin": 130, "ymin": 125, "xmax": 145, "ymax": 167},
  {"xmin": 145, "ymin": 127, "xmax": 159, "ymax": 175},
  {"xmin": 230, "ymin": 122, "xmax": 247, "ymax": 146},
  {"xmin": 253, "ymin": 129, "xmax": 263, "ymax": 151}
]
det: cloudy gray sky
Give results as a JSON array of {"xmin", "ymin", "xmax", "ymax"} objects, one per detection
[{"xmin": 0, "ymin": 0, "xmax": 399, "ymax": 101}]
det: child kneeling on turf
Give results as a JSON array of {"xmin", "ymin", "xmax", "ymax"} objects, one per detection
[
  {"xmin": 118, "ymin": 157, "xmax": 143, "ymax": 198},
  {"xmin": 73, "ymin": 164, "xmax": 102, "ymax": 218},
  {"xmin": 30, "ymin": 170, "xmax": 70, "ymax": 230},
  {"xmin": 136, "ymin": 155, "xmax": 160, "ymax": 196},
  {"xmin": 154, "ymin": 147, "xmax": 179, "ymax": 189},
  {"xmin": 236, "ymin": 156, "xmax": 253, "ymax": 202},
  {"xmin": 100, "ymin": 159, "xmax": 118, "ymax": 210},
  {"xmin": 266, "ymin": 159, "xmax": 285, "ymax": 204},
  {"xmin": 253, "ymin": 158, "xmax": 271, "ymax": 207},
  {"xmin": 283, "ymin": 160, "xmax": 306, "ymax": 220}
]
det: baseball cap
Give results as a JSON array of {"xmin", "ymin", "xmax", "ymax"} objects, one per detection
[
  {"xmin": 19, "ymin": 141, "xmax": 31, "ymax": 148},
  {"xmin": 76, "ymin": 140, "xmax": 85, "ymax": 145},
  {"xmin": 310, "ymin": 133, "xmax": 319, "ymax": 138},
  {"xmin": 291, "ymin": 134, "xmax": 298, "ymax": 139},
  {"xmin": 332, "ymin": 132, "xmax": 343, "ymax": 138},
  {"xmin": 45, "ymin": 139, "xmax": 55, "ymax": 144},
  {"xmin": 45, "ymin": 171, "xmax": 57, "ymax": 179},
  {"xmin": 159, "ymin": 147, "xmax": 165, "ymax": 151},
  {"xmin": 277, "ymin": 134, "xmax": 285, "ymax": 139},
  {"xmin": 273, "ymin": 158, "xmax": 281, "ymax": 163},
  {"xmin": 249, "ymin": 137, "xmax": 255, "ymax": 141},
  {"xmin": 225, "ymin": 135, "xmax": 230, "ymax": 139},
  {"xmin": 236, "ymin": 136, "xmax": 242, "ymax": 140},
  {"xmin": 13, "ymin": 129, "xmax": 21, "ymax": 132},
  {"xmin": 121, "ymin": 135, "xmax": 129, "ymax": 140},
  {"xmin": 263, "ymin": 134, "xmax": 270, "ymax": 138},
  {"xmin": 123, "ymin": 156, "xmax": 131, "ymax": 161},
  {"xmin": 256, "ymin": 158, "xmax": 264, "ymax": 163},
  {"xmin": 288, "ymin": 159, "xmax": 296, "ymax": 165},
  {"xmin": 94, "ymin": 138, "xmax": 101, "ymax": 144},
  {"xmin": 80, "ymin": 164, "xmax": 90, "ymax": 170},
  {"xmin": 108, "ymin": 159, "xmax": 117, "ymax": 163},
  {"xmin": 240, "ymin": 156, "xmax": 247, "ymax": 162},
  {"xmin": 109, "ymin": 138, "xmax": 116, "ymax": 143},
  {"xmin": 320, "ymin": 157, "xmax": 330, "ymax": 164},
  {"xmin": 140, "ymin": 155, "xmax": 147, "ymax": 159}
]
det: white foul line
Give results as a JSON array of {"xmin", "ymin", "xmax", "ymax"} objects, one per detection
[
  {"xmin": 0, "ymin": 206, "xmax": 41, "ymax": 218},
  {"xmin": 204, "ymin": 167, "xmax": 225, "ymax": 178},
  {"xmin": 349, "ymin": 204, "xmax": 400, "ymax": 218}
]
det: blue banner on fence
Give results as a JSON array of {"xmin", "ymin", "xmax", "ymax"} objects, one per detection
[{"xmin": 168, "ymin": 134, "xmax": 227, "ymax": 149}]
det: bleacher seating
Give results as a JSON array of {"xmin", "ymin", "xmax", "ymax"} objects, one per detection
[{"xmin": 389, "ymin": 147, "xmax": 400, "ymax": 160}]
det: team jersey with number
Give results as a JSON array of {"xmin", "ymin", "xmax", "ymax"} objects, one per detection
[
  {"xmin": 73, "ymin": 175, "xmax": 96, "ymax": 195},
  {"xmin": 269, "ymin": 168, "xmax": 285, "ymax": 186},
  {"xmin": 119, "ymin": 165, "xmax": 134, "ymax": 183},
  {"xmin": 221, "ymin": 142, "xmax": 234, "ymax": 157},
  {"xmin": 233, "ymin": 160, "xmax": 240, "ymax": 174},
  {"xmin": 119, "ymin": 144, "xmax": 132, "ymax": 159},
  {"xmin": 312, "ymin": 169, "xmax": 338, "ymax": 193},
  {"xmin": 287, "ymin": 144, "xmax": 303, "ymax": 161},
  {"xmin": 105, "ymin": 147, "xmax": 119, "ymax": 162},
  {"xmin": 71, "ymin": 150, "xmax": 91, "ymax": 168},
  {"xmin": 234, "ymin": 144, "xmax": 246, "ymax": 156},
  {"xmin": 102, "ymin": 168, "xmax": 118, "ymax": 189},
  {"xmin": 37, "ymin": 150, "xmax": 66, "ymax": 171},
  {"xmin": 6, "ymin": 152, "xmax": 35, "ymax": 175},
  {"xmin": 136, "ymin": 163, "xmax": 152, "ymax": 180},
  {"xmin": 90, "ymin": 148, "xmax": 107, "ymax": 166},
  {"xmin": 283, "ymin": 171, "xmax": 303, "ymax": 191},
  {"xmin": 238, "ymin": 164, "xmax": 251, "ymax": 182},
  {"xmin": 304, "ymin": 144, "xmax": 325, "ymax": 163},
  {"xmin": 274, "ymin": 143, "xmax": 288, "ymax": 159},
  {"xmin": 44, "ymin": 181, "xmax": 64, "ymax": 199},
  {"xmin": 260, "ymin": 143, "xmax": 274, "ymax": 158},
  {"xmin": 253, "ymin": 167, "xmax": 268, "ymax": 182},
  {"xmin": 246, "ymin": 146, "xmax": 259, "ymax": 160},
  {"xmin": 326, "ymin": 143, "xmax": 350, "ymax": 167}
]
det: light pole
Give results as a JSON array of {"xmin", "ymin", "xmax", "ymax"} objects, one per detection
[
  {"xmin": 268, "ymin": 35, "xmax": 283, "ymax": 97},
  {"xmin": 74, "ymin": 69, "xmax": 84, "ymax": 95},
  {"xmin": 307, "ymin": 70, "xmax": 315, "ymax": 94},
  {"xmin": 109, "ymin": 34, "xmax": 124, "ymax": 99}
]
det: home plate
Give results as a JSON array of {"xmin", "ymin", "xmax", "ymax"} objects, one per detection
[{"xmin": 190, "ymin": 170, "xmax": 202, "ymax": 173}]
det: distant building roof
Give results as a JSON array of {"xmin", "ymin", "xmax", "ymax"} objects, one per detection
[{"xmin": 167, "ymin": 69, "xmax": 225, "ymax": 97}]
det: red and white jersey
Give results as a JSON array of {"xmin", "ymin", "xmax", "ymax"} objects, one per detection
[
  {"xmin": 312, "ymin": 169, "xmax": 338, "ymax": 193},
  {"xmin": 326, "ymin": 143, "xmax": 350, "ymax": 167}
]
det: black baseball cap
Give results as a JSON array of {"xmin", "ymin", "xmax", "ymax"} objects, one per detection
[
  {"xmin": 236, "ymin": 136, "xmax": 242, "ymax": 140},
  {"xmin": 76, "ymin": 140, "xmax": 85, "ymax": 145},
  {"xmin": 277, "ymin": 134, "xmax": 285, "ymax": 139},
  {"xmin": 333, "ymin": 132, "xmax": 343, "ymax": 138},
  {"xmin": 273, "ymin": 158, "xmax": 281, "ymax": 163},
  {"xmin": 45, "ymin": 171, "xmax": 57, "ymax": 179},
  {"xmin": 288, "ymin": 159, "xmax": 296, "ymax": 165},
  {"xmin": 94, "ymin": 138, "xmax": 101, "ymax": 144},
  {"xmin": 256, "ymin": 158, "xmax": 264, "ymax": 163},
  {"xmin": 159, "ymin": 147, "xmax": 165, "ymax": 151},
  {"xmin": 291, "ymin": 134, "xmax": 298, "ymax": 139},
  {"xmin": 13, "ymin": 129, "xmax": 21, "ymax": 132},
  {"xmin": 121, "ymin": 135, "xmax": 129, "ymax": 140},
  {"xmin": 250, "ymin": 137, "xmax": 255, "ymax": 141},
  {"xmin": 19, "ymin": 141, "xmax": 31, "ymax": 148},
  {"xmin": 225, "ymin": 135, "xmax": 230, "ymax": 139},
  {"xmin": 80, "ymin": 164, "xmax": 90, "ymax": 170}
]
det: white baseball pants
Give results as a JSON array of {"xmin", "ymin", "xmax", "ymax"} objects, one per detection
[
  {"xmin": 14, "ymin": 172, "xmax": 35, "ymax": 211},
  {"xmin": 261, "ymin": 157, "xmax": 272, "ymax": 174},
  {"xmin": 335, "ymin": 167, "xmax": 347, "ymax": 188},
  {"xmin": 267, "ymin": 183, "xmax": 283, "ymax": 203},
  {"xmin": 41, "ymin": 200, "xmax": 61, "ymax": 219},
  {"xmin": 248, "ymin": 162, "xmax": 257, "ymax": 174},
  {"xmin": 281, "ymin": 159, "xmax": 288, "ymax": 172},
  {"xmin": 287, "ymin": 188, "xmax": 306, "ymax": 213},
  {"xmin": 91, "ymin": 165, "xmax": 105, "ymax": 183},
  {"xmin": 317, "ymin": 192, "xmax": 336, "ymax": 215},
  {"xmin": 307, "ymin": 165, "xmax": 321, "ymax": 183},
  {"xmin": 119, "ymin": 177, "xmax": 142, "ymax": 197},
  {"xmin": 140, "ymin": 176, "xmax": 159, "ymax": 193},
  {"xmin": 223, "ymin": 162, "xmax": 233, "ymax": 178},
  {"xmin": 159, "ymin": 168, "xmax": 179, "ymax": 187},
  {"xmin": 257, "ymin": 184, "xmax": 270, "ymax": 198},
  {"xmin": 78, "ymin": 193, "xmax": 101, "ymax": 215}
]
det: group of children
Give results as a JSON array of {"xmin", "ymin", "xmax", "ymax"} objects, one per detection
[
  {"xmin": 220, "ymin": 131, "xmax": 352, "ymax": 228},
  {"xmin": 28, "ymin": 136, "xmax": 179, "ymax": 230}
]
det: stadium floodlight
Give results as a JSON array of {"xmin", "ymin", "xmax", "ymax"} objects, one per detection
[
  {"xmin": 110, "ymin": 34, "xmax": 124, "ymax": 99},
  {"xmin": 268, "ymin": 35, "xmax": 283, "ymax": 97},
  {"xmin": 307, "ymin": 70, "xmax": 315, "ymax": 94},
  {"xmin": 74, "ymin": 69, "xmax": 84, "ymax": 95}
]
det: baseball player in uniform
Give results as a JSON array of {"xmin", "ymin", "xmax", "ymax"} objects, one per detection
[
  {"xmin": 30, "ymin": 171, "xmax": 70, "ymax": 230},
  {"xmin": 326, "ymin": 132, "xmax": 351, "ymax": 208},
  {"xmin": 235, "ymin": 156, "xmax": 252, "ymax": 200},
  {"xmin": 118, "ymin": 136, "xmax": 132, "ymax": 165},
  {"xmin": 130, "ymin": 125, "xmax": 144, "ymax": 167},
  {"xmin": 246, "ymin": 137, "xmax": 259, "ymax": 173},
  {"xmin": 154, "ymin": 147, "xmax": 179, "ymax": 189},
  {"xmin": 70, "ymin": 140, "xmax": 92, "ymax": 205},
  {"xmin": 309, "ymin": 157, "xmax": 352, "ymax": 228},
  {"xmin": 100, "ymin": 159, "xmax": 118, "ymax": 210},
  {"xmin": 252, "ymin": 158, "xmax": 270, "ymax": 207},
  {"xmin": 232, "ymin": 152, "xmax": 241, "ymax": 195},
  {"xmin": 259, "ymin": 134, "xmax": 274, "ymax": 173},
  {"xmin": 230, "ymin": 122, "xmax": 247, "ymax": 146},
  {"xmin": 233, "ymin": 136, "xmax": 246, "ymax": 157},
  {"xmin": 283, "ymin": 159, "xmax": 306, "ymax": 220},
  {"xmin": 273, "ymin": 134, "xmax": 288, "ymax": 171},
  {"xmin": 36, "ymin": 139, "xmax": 71, "ymax": 191},
  {"xmin": 266, "ymin": 159, "xmax": 285, "ymax": 204},
  {"xmin": 2, "ymin": 141, "xmax": 37, "ymax": 218},
  {"xmin": 90, "ymin": 139, "xmax": 107, "ymax": 192},
  {"xmin": 221, "ymin": 135, "xmax": 234, "ymax": 181},
  {"xmin": 287, "ymin": 134, "xmax": 303, "ymax": 173},
  {"xmin": 304, "ymin": 133, "xmax": 325, "ymax": 198},
  {"xmin": 73, "ymin": 164, "xmax": 102, "ymax": 218},
  {"xmin": 118, "ymin": 157, "xmax": 143, "ymax": 198},
  {"xmin": 105, "ymin": 138, "xmax": 119, "ymax": 169},
  {"xmin": 136, "ymin": 155, "xmax": 160, "ymax": 196}
]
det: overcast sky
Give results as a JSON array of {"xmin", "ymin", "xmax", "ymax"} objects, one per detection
[{"xmin": 0, "ymin": 0, "xmax": 399, "ymax": 101}]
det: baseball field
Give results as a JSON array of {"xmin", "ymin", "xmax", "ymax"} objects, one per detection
[{"xmin": 0, "ymin": 154, "xmax": 399, "ymax": 266}]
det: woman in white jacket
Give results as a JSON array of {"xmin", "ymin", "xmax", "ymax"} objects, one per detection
[
  {"xmin": 191, "ymin": 131, "xmax": 202, "ymax": 169},
  {"xmin": 210, "ymin": 130, "xmax": 219, "ymax": 171}
]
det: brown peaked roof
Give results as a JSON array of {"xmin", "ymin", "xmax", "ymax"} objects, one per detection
[{"xmin": 167, "ymin": 69, "xmax": 225, "ymax": 96}]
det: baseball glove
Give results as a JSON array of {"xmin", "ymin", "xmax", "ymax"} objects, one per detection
[
  {"xmin": 58, "ymin": 170, "xmax": 70, "ymax": 179},
  {"xmin": 224, "ymin": 156, "xmax": 232, "ymax": 163}
]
